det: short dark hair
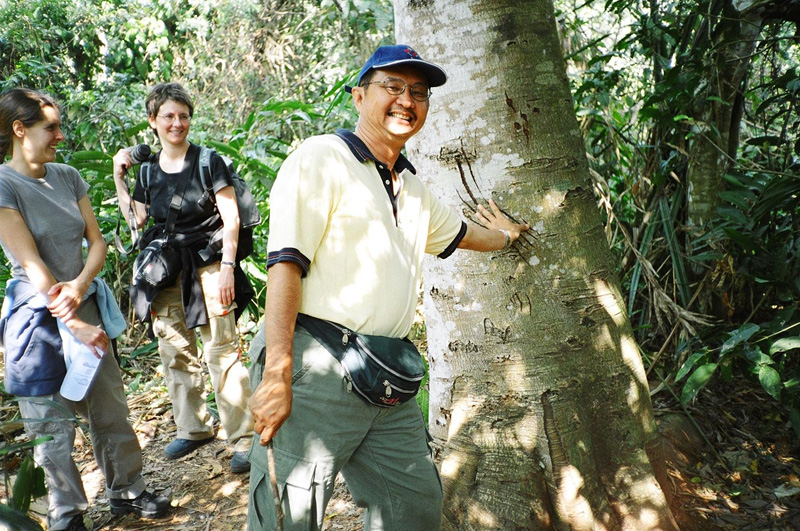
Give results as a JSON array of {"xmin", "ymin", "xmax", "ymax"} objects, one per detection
[
  {"xmin": 0, "ymin": 88, "xmax": 59, "ymax": 161},
  {"xmin": 145, "ymin": 82, "xmax": 194, "ymax": 118},
  {"xmin": 358, "ymin": 69, "xmax": 379, "ymax": 90}
]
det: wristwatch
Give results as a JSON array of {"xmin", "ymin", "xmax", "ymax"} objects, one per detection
[{"xmin": 221, "ymin": 260, "xmax": 236, "ymax": 268}]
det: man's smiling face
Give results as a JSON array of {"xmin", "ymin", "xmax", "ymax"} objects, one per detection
[{"xmin": 353, "ymin": 65, "xmax": 431, "ymax": 147}]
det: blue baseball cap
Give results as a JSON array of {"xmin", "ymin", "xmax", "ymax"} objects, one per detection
[{"xmin": 345, "ymin": 44, "xmax": 448, "ymax": 93}]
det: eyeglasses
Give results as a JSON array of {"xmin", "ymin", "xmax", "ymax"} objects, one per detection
[
  {"xmin": 156, "ymin": 113, "xmax": 192, "ymax": 124},
  {"xmin": 363, "ymin": 78, "xmax": 431, "ymax": 102}
]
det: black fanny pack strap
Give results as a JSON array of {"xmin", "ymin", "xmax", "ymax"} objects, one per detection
[{"xmin": 296, "ymin": 313, "xmax": 347, "ymax": 361}]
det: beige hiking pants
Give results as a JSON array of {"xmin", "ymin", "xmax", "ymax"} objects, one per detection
[{"xmin": 151, "ymin": 262, "xmax": 253, "ymax": 451}]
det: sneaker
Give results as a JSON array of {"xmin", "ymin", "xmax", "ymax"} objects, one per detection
[
  {"xmin": 65, "ymin": 514, "xmax": 89, "ymax": 531},
  {"xmin": 109, "ymin": 490, "xmax": 171, "ymax": 518},
  {"xmin": 230, "ymin": 450, "xmax": 251, "ymax": 474},
  {"xmin": 163, "ymin": 436, "xmax": 215, "ymax": 459}
]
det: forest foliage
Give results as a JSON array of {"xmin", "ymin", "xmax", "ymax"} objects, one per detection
[
  {"xmin": 559, "ymin": 0, "xmax": 800, "ymax": 431},
  {"xmin": 1, "ymin": 0, "xmax": 800, "ymax": 519}
]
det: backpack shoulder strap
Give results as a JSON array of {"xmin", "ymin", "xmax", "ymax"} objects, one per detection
[
  {"xmin": 199, "ymin": 146, "xmax": 213, "ymax": 194},
  {"xmin": 198, "ymin": 146, "xmax": 236, "ymax": 203}
]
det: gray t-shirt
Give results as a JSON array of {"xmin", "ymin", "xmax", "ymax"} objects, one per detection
[{"xmin": 0, "ymin": 163, "xmax": 90, "ymax": 283}]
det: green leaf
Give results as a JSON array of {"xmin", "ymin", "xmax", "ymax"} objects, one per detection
[
  {"xmin": 681, "ymin": 363, "xmax": 718, "ymax": 405},
  {"xmin": 0, "ymin": 435, "xmax": 53, "ymax": 457},
  {"xmin": 746, "ymin": 135, "xmax": 784, "ymax": 147},
  {"xmin": 721, "ymin": 323, "xmax": 760, "ymax": 355},
  {"xmin": 10, "ymin": 456, "xmax": 42, "ymax": 513},
  {"xmin": 759, "ymin": 365, "xmax": 782, "ymax": 400},
  {"xmin": 31, "ymin": 465, "xmax": 46, "ymax": 498},
  {"xmin": 206, "ymin": 140, "xmax": 239, "ymax": 158},
  {"xmin": 70, "ymin": 161, "xmax": 112, "ymax": 175},
  {"xmin": 687, "ymin": 251, "xmax": 722, "ymax": 262},
  {"xmin": 718, "ymin": 190, "xmax": 752, "ymax": 210},
  {"xmin": 676, "ymin": 352, "xmax": 706, "ymax": 382},
  {"xmin": 0, "ymin": 503, "xmax": 43, "ymax": 531},
  {"xmin": 743, "ymin": 345, "xmax": 769, "ymax": 365},
  {"xmin": 769, "ymin": 337, "xmax": 800, "ymax": 355},
  {"xmin": 70, "ymin": 150, "xmax": 109, "ymax": 161},
  {"xmin": 130, "ymin": 340, "xmax": 158, "ymax": 359},
  {"xmin": 659, "ymin": 197, "xmax": 690, "ymax": 306},
  {"xmin": 124, "ymin": 122, "xmax": 150, "ymax": 138}
]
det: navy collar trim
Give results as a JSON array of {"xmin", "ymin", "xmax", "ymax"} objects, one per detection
[{"xmin": 334, "ymin": 129, "xmax": 416, "ymax": 175}]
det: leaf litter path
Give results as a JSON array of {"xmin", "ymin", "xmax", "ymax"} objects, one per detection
[
  {"xmin": 14, "ymin": 351, "xmax": 800, "ymax": 530},
  {"xmin": 655, "ymin": 378, "xmax": 800, "ymax": 530},
  {"xmin": 20, "ymin": 349, "xmax": 365, "ymax": 531}
]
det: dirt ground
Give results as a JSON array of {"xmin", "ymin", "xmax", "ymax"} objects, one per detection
[
  {"xmin": 4, "ymin": 345, "xmax": 800, "ymax": 530},
  {"xmin": 16, "ymin": 344, "xmax": 365, "ymax": 531},
  {"xmin": 652, "ymin": 378, "xmax": 800, "ymax": 531}
]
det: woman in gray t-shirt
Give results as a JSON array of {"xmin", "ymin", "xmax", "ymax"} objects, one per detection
[{"xmin": 0, "ymin": 88, "xmax": 169, "ymax": 530}]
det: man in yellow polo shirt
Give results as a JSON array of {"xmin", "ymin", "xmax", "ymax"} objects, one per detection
[{"xmin": 247, "ymin": 44, "xmax": 529, "ymax": 531}]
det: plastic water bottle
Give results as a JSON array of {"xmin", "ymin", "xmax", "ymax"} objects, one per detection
[{"xmin": 57, "ymin": 320, "xmax": 104, "ymax": 401}]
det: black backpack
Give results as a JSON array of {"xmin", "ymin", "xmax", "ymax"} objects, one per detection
[{"xmin": 140, "ymin": 146, "xmax": 261, "ymax": 262}]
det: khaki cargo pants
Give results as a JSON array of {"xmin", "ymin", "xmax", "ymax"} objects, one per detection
[{"xmin": 151, "ymin": 262, "xmax": 253, "ymax": 451}]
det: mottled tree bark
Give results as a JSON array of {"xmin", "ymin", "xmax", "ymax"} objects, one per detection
[{"xmin": 394, "ymin": 1, "xmax": 679, "ymax": 529}]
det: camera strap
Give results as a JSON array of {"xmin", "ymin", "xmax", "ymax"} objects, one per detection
[
  {"xmin": 114, "ymin": 163, "xmax": 144, "ymax": 255},
  {"xmin": 114, "ymin": 151, "xmax": 194, "ymax": 254}
]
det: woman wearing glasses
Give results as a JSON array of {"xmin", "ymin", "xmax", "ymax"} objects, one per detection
[{"xmin": 112, "ymin": 83, "xmax": 254, "ymax": 474}]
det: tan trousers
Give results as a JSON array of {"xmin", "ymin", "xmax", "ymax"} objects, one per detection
[{"xmin": 151, "ymin": 262, "xmax": 254, "ymax": 451}]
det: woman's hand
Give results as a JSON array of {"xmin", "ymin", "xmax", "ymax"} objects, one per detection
[
  {"xmin": 48, "ymin": 279, "xmax": 88, "ymax": 321},
  {"xmin": 218, "ymin": 262, "xmax": 236, "ymax": 306},
  {"xmin": 112, "ymin": 149, "xmax": 134, "ymax": 181},
  {"xmin": 66, "ymin": 319, "xmax": 108, "ymax": 358}
]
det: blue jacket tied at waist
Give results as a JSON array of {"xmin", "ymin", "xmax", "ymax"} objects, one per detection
[{"xmin": 0, "ymin": 278, "xmax": 126, "ymax": 397}]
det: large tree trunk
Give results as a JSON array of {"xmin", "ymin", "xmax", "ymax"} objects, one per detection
[{"xmin": 394, "ymin": 1, "xmax": 679, "ymax": 529}]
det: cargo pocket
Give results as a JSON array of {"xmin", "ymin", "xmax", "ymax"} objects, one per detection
[
  {"xmin": 249, "ymin": 446, "xmax": 318, "ymax": 527},
  {"xmin": 150, "ymin": 303, "xmax": 172, "ymax": 339}
]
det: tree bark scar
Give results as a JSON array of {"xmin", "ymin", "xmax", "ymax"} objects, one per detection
[
  {"xmin": 510, "ymin": 292, "xmax": 532, "ymax": 315},
  {"xmin": 461, "ymin": 145, "xmax": 482, "ymax": 194},
  {"xmin": 521, "ymin": 112, "xmax": 531, "ymax": 145},
  {"xmin": 542, "ymin": 390, "xmax": 569, "ymax": 477},
  {"xmin": 482, "ymin": 318, "xmax": 511, "ymax": 343},
  {"xmin": 455, "ymin": 157, "xmax": 479, "ymax": 206},
  {"xmin": 505, "ymin": 91, "xmax": 516, "ymax": 112},
  {"xmin": 454, "ymin": 145, "xmax": 483, "ymax": 206},
  {"xmin": 541, "ymin": 390, "xmax": 572, "ymax": 531},
  {"xmin": 505, "ymin": 91, "xmax": 530, "ymax": 144}
]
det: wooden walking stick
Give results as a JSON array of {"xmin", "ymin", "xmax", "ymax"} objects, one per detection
[{"xmin": 267, "ymin": 440, "xmax": 285, "ymax": 531}]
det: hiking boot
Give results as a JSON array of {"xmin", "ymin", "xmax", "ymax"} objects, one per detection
[
  {"xmin": 109, "ymin": 490, "xmax": 171, "ymax": 518},
  {"xmin": 163, "ymin": 436, "xmax": 215, "ymax": 459},
  {"xmin": 230, "ymin": 450, "xmax": 251, "ymax": 474},
  {"xmin": 65, "ymin": 514, "xmax": 89, "ymax": 531}
]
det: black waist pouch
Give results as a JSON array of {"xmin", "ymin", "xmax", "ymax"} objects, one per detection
[{"xmin": 296, "ymin": 313, "xmax": 425, "ymax": 407}]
